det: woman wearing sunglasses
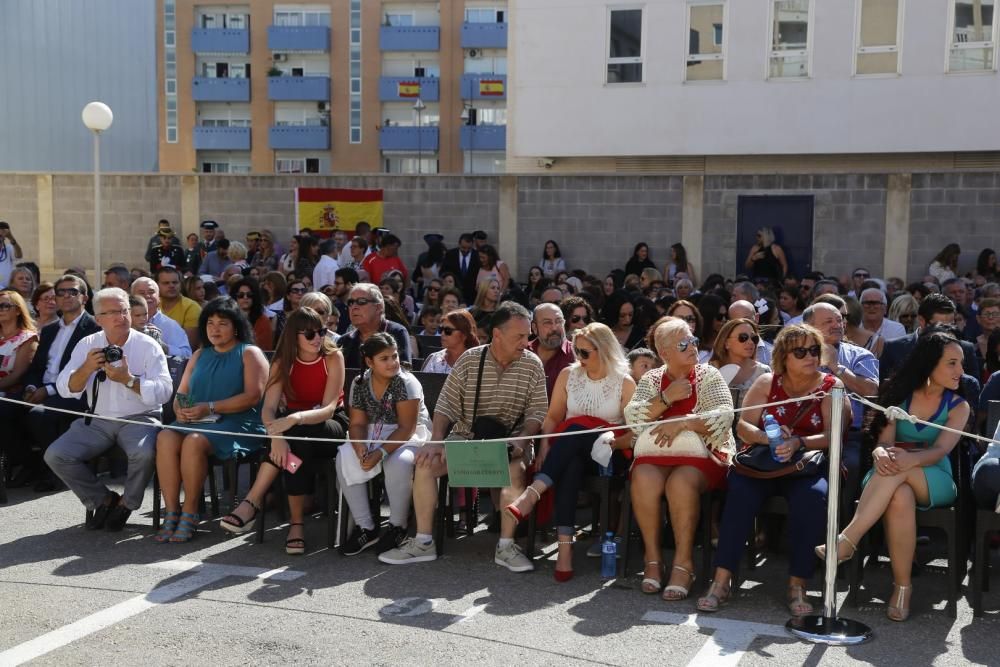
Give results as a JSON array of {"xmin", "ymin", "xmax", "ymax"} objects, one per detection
[
  {"xmin": 709, "ymin": 318, "xmax": 770, "ymax": 404},
  {"xmin": 231, "ymin": 277, "xmax": 273, "ymax": 351},
  {"xmin": 698, "ymin": 324, "xmax": 848, "ymax": 617},
  {"xmin": 421, "ymin": 310, "xmax": 479, "ymax": 374},
  {"xmin": 504, "ymin": 322, "xmax": 636, "ymax": 581},
  {"xmin": 219, "ymin": 307, "xmax": 348, "ymax": 555},
  {"xmin": 626, "ymin": 317, "xmax": 735, "ymax": 601}
]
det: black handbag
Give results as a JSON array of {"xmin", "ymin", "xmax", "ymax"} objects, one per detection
[
  {"xmin": 732, "ymin": 397, "xmax": 825, "ymax": 479},
  {"xmin": 470, "ymin": 349, "xmax": 515, "ymax": 458}
]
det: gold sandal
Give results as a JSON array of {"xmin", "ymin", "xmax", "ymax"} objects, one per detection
[
  {"xmin": 787, "ymin": 584, "xmax": 814, "ymax": 617},
  {"xmin": 662, "ymin": 565, "xmax": 696, "ymax": 601},
  {"xmin": 641, "ymin": 561, "xmax": 664, "ymax": 594},
  {"xmin": 696, "ymin": 580, "xmax": 731, "ymax": 613},
  {"xmin": 815, "ymin": 533, "xmax": 858, "ymax": 564},
  {"xmin": 887, "ymin": 583, "xmax": 911, "ymax": 622}
]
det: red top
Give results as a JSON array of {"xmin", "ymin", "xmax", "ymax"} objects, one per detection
[
  {"xmin": 286, "ymin": 355, "xmax": 328, "ymax": 411},
  {"xmin": 361, "ymin": 253, "xmax": 408, "ymax": 284},
  {"xmin": 758, "ymin": 373, "xmax": 837, "ymax": 439}
]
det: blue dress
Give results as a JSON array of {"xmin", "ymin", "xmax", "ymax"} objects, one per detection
[{"xmin": 170, "ymin": 343, "xmax": 265, "ymax": 460}]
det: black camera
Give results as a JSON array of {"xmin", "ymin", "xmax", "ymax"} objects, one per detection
[{"xmin": 102, "ymin": 345, "xmax": 124, "ymax": 364}]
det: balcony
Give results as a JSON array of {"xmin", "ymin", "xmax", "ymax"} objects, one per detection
[
  {"xmin": 379, "ymin": 126, "xmax": 439, "ymax": 152},
  {"xmin": 268, "ymin": 76, "xmax": 330, "ymax": 101},
  {"xmin": 191, "ymin": 77, "xmax": 251, "ymax": 102},
  {"xmin": 460, "ymin": 125, "xmax": 506, "ymax": 152},
  {"xmin": 267, "ymin": 25, "xmax": 330, "ymax": 52},
  {"xmin": 378, "ymin": 76, "xmax": 439, "ymax": 102},
  {"xmin": 269, "ymin": 125, "xmax": 330, "ymax": 150},
  {"xmin": 193, "ymin": 127, "xmax": 251, "ymax": 151},
  {"xmin": 379, "ymin": 26, "xmax": 440, "ymax": 51},
  {"xmin": 191, "ymin": 28, "xmax": 249, "ymax": 54},
  {"xmin": 460, "ymin": 73, "xmax": 507, "ymax": 100},
  {"xmin": 460, "ymin": 22, "xmax": 507, "ymax": 49}
]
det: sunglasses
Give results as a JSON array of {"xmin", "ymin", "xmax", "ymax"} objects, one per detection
[
  {"xmin": 347, "ymin": 298, "xmax": 374, "ymax": 307},
  {"xmin": 288, "ymin": 287, "xmax": 307, "ymax": 295},
  {"xmin": 441, "ymin": 326, "xmax": 457, "ymax": 336},
  {"xmin": 235, "ymin": 291, "xmax": 253, "ymax": 299},
  {"xmin": 678, "ymin": 314, "xmax": 698, "ymax": 324},
  {"xmin": 427, "ymin": 286, "xmax": 440, "ymax": 292},
  {"xmin": 570, "ymin": 315, "xmax": 590, "ymax": 324},
  {"xmin": 736, "ymin": 332, "xmax": 760, "ymax": 345},
  {"xmin": 55, "ymin": 288, "xmax": 81, "ymax": 297},
  {"xmin": 790, "ymin": 345, "xmax": 822, "ymax": 359},
  {"xmin": 0, "ymin": 303, "xmax": 14, "ymax": 312},
  {"xmin": 298, "ymin": 327, "xmax": 328, "ymax": 341},
  {"xmin": 574, "ymin": 347, "xmax": 593, "ymax": 360},
  {"xmin": 677, "ymin": 336, "xmax": 700, "ymax": 352}
]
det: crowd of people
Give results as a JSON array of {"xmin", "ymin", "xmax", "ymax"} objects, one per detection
[{"xmin": 3, "ymin": 215, "xmax": 1000, "ymax": 624}]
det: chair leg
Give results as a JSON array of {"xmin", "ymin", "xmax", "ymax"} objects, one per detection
[
  {"xmin": 946, "ymin": 525, "xmax": 959, "ymax": 618},
  {"xmin": 464, "ymin": 488, "xmax": 476, "ymax": 536},
  {"xmin": 223, "ymin": 459, "xmax": 238, "ymax": 517},
  {"xmin": 700, "ymin": 492, "xmax": 712, "ymax": 581},
  {"xmin": 434, "ymin": 476, "xmax": 448, "ymax": 555},
  {"xmin": 620, "ymin": 480, "xmax": 632, "ymax": 579},
  {"xmin": 152, "ymin": 471, "xmax": 161, "ymax": 530},
  {"xmin": 973, "ymin": 526, "xmax": 987, "ymax": 617},
  {"xmin": 327, "ymin": 460, "xmax": 338, "ymax": 550},
  {"xmin": 208, "ymin": 462, "xmax": 220, "ymax": 518}
]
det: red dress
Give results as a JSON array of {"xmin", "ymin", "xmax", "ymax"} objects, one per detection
[
  {"xmin": 749, "ymin": 373, "xmax": 837, "ymax": 444},
  {"xmin": 632, "ymin": 368, "xmax": 728, "ymax": 491}
]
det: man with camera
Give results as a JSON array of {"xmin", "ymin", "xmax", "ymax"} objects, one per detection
[
  {"xmin": 0, "ymin": 220, "xmax": 24, "ymax": 289},
  {"xmin": 44, "ymin": 287, "xmax": 173, "ymax": 531}
]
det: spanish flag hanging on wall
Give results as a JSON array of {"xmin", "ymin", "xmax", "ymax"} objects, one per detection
[
  {"xmin": 479, "ymin": 79, "xmax": 505, "ymax": 96},
  {"xmin": 295, "ymin": 188, "xmax": 384, "ymax": 233}
]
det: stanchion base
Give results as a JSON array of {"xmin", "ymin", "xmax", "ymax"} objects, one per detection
[{"xmin": 786, "ymin": 615, "xmax": 872, "ymax": 646}]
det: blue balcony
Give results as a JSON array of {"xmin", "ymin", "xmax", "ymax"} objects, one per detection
[
  {"xmin": 379, "ymin": 26, "xmax": 440, "ymax": 51},
  {"xmin": 191, "ymin": 77, "xmax": 251, "ymax": 102},
  {"xmin": 378, "ymin": 76, "xmax": 439, "ymax": 102},
  {"xmin": 379, "ymin": 126, "xmax": 439, "ymax": 152},
  {"xmin": 268, "ymin": 76, "xmax": 330, "ymax": 101},
  {"xmin": 193, "ymin": 127, "xmax": 251, "ymax": 151},
  {"xmin": 461, "ymin": 22, "xmax": 507, "ymax": 49},
  {"xmin": 191, "ymin": 28, "xmax": 249, "ymax": 54},
  {"xmin": 460, "ymin": 125, "xmax": 506, "ymax": 152},
  {"xmin": 460, "ymin": 73, "xmax": 507, "ymax": 100},
  {"xmin": 267, "ymin": 25, "xmax": 330, "ymax": 51},
  {"xmin": 269, "ymin": 125, "xmax": 330, "ymax": 150}
]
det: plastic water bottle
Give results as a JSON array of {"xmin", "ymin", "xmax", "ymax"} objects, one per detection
[
  {"xmin": 601, "ymin": 531, "xmax": 617, "ymax": 578},
  {"xmin": 763, "ymin": 413, "xmax": 784, "ymax": 462},
  {"xmin": 598, "ymin": 460, "xmax": 613, "ymax": 477}
]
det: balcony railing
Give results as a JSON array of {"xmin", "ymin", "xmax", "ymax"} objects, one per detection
[
  {"xmin": 193, "ymin": 126, "xmax": 251, "ymax": 151},
  {"xmin": 191, "ymin": 28, "xmax": 249, "ymax": 54},
  {"xmin": 378, "ymin": 76, "xmax": 439, "ymax": 102},
  {"xmin": 460, "ymin": 22, "xmax": 507, "ymax": 49},
  {"xmin": 268, "ymin": 76, "xmax": 330, "ymax": 101},
  {"xmin": 460, "ymin": 73, "xmax": 507, "ymax": 100},
  {"xmin": 267, "ymin": 25, "xmax": 330, "ymax": 51},
  {"xmin": 191, "ymin": 77, "xmax": 251, "ymax": 102},
  {"xmin": 379, "ymin": 26, "xmax": 440, "ymax": 51},
  {"xmin": 269, "ymin": 125, "xmax": 331, "ymax": 150},
  {"xmin": 460, "ymin": 125, "xmax": 506, "ymax": 152},
  {"xmin": 379, "ymin": 126, "xmax": 440, "ymax": 152}
]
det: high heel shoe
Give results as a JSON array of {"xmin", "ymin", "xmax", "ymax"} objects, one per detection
[
  {"xmin": 504, "ymin": 485, "xmax": 542, "ymax": 524},
  {"xmin": 696, "ymin": 580, "xmax": 731, "ymax": 613},
  {"xmin": 815, "ymin": 533, "xmax": 857, "ymax": 564},
  {"xmin": 641, "ymin": 561, "xmax": 664, "ymax": 594},
  {"xmin": 554, "ymin": 537, "xmax": 574, "ymax": 582},
  {"xmin": 887, "ymin": 583, "xmax": 911, "ymax": 622}
]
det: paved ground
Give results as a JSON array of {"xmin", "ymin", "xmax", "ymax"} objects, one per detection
[{"xmin": 1, "ymin": 478, "xmax": 998, "ymax": 666}]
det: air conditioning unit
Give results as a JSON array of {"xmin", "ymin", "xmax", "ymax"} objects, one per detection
[
  {"xmin": 273, "ymin": 53, "xmax": 287, "ymax": 62},
  {"xmin": 468, "ymin": 48, "xmax": 482, "ymax": 59},
  {"xmin": 318, "ymin": 102, "xmax": 331, "ymax": 112}
]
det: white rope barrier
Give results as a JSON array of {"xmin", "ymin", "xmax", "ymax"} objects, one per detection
[{"xmin": 849, "ymin": 392, "xmax": 1000, "ymax": 447}]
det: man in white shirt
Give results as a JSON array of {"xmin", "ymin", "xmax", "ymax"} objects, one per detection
[
  {"xmin": 338, "ymin": 222, "xmax": 372, "ymax": 267},
  {"xmin": 859, "ymin": 287, "xmax": 906, "ymax": 340},
  {"xmin": 313, "ymin": 238, "xmax": 341, "ymax": 291},
  {"xmin": 131, "ymin": 277, "xmax": 192, "ymax": 358},
  {"xmin": 44, "ymin": 287, "xmax": 173, "ymax": 531},
  {"xmin": 0, "ymin": 221, "xmax": 24, "ymax": 288}
]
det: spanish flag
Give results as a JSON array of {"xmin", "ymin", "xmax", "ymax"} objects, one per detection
[
  {"xmin": 398, "ymin": 80, "xmax": 421, "ymax": 98},
  {"xmin": 295, "ymin": 188, "xmax": 384, "ymax": 233},
  {"xmin": 479, "ymin": 79, "xmax": 504, "ymax": 96}
]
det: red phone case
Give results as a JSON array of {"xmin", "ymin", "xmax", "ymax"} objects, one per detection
[{"xmin": 284, "ymin": 452, "xmax": 303, "ymax": 474}]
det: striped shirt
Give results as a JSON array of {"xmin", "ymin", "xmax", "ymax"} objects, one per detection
[{"xmin": 436, "ymin": 344, "xmax": 548, "ymax": 440}]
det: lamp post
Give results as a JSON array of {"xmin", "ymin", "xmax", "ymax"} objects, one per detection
[
  {"xmin": 82, "ymin": 102, "xmax": 113, "ymax": 286},
  {"xmin": 413, "ymin": 98, "xmax": 426, "ymax": 174},
  {"xmin": 461, "ymin": 105, "xmax": 476, "ymax": 174}
]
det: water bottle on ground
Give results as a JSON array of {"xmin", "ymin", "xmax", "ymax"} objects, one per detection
[
  {"xmin": 763, "ymin": 413, "xmax": 784, "ymax": 462},
  {"xmin": 601, "ymin": 531, "xmax": 617, "ymax": 578}
]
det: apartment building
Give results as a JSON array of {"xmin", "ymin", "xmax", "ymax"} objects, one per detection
[{"xmin": 159, "ymin": 0, "xmax": 508, "ymax": 174}]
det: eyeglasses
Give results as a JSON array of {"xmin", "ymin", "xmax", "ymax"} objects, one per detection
[
  {"xmin": 441, "ymin": 326, "xmax": 457, "ymax": 336},
  {"xmin": 679, "ymin": 314, "xmax": 698, "ymax": 324},
  {"xmin": 861, "ymin": 300, "xmax": 884, "ymax": 307},
  {"xmin": 427, "ymin": 286, "xmax": 440, "ymax": 293},
  {"xmin": 0, "ymin": 303, "xmax": 14, "ymax": 312},
  {"xmin": 736, "ymin": 332, "xmax": 761, "ymax": 345},
  {"xmin": 677, "ymin": 336, "xmax": 700, "ymax": 352},
  {"xmin": 55, "ymin": 288, "xmax": 81, "ymax": 297},
  {"xmin": 853, "ymin": 272, "xmax": 870, "ymax": 279},
  {"xmin": 298, "ymin": 328, "xmax": 328, "ymax": 341},
  {"xmin": 235, "ymin": 291, "xmax": 253, "ymax": 299},
  {"xmin": 347, "ymin": 298, "xmax": 374, "ymax": 307},
  {"xmin": 982, "ymin": 311, "xmax": 1000, "ymax": 320},
  {"xmin": 288, "ymin": 287, "xmax": 307, "ymax": 295},
  {"xmin": 570, "ymin": 315, "xmax": 591, "ymax": 324},
  {"xmin": 574, "ymin": 347, "xmax": 593, "ymax": 360},
  {"xmin": 790, "ymin": 345, "xmax": 822, "ymax": 359},
  {"xmin": 99, "ymin": 308, "xmax": 130, "ymax": 318}
]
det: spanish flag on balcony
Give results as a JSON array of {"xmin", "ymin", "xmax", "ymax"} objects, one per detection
[
  {"xmin": 398, "ymin": 80, "xmax": 421, "ymax": 98},
  {"xmin": 479, "ymin": 79, "xmax": 504, "ymax": 96},
  {"xmin": 295, "ymin": 188, "xmax": 384, "ymax": 233}
]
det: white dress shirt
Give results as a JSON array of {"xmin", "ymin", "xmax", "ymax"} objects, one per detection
[
  {"xmin": 313, "ymin": 254, "xmax": 340, "ymax": 291},
  {"xmin": 150, "ymin": 310, "xmax": 192, "ymax": 358},
  {"xmin": 57, "ymin": 329, "xmax": 173, "ymax": 418},
  {"xmin": 43, "ymin": 311, "xmax": 86, "ymax": 394},
  {"xmin": 875, "ymin": 317, "xmax": 906, "ymax": 340}
]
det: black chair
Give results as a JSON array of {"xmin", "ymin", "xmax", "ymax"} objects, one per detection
[
  {"xmin": 152, "ymin": 453, "xmax": 260, "ymax": 529},
  {"xmin": 0, "ymin": 448, "xmax": 8, "ymax": 504},
  {"xmin": 970, "ymin": 400, "xmax": 1000, "ymax": 617},
  {"xmin": 416, "ymin": 335, "xmax": 442, "ymax": 357}
]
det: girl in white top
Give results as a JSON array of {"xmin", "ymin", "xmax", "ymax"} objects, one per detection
[
  {"xmin": 540, "ymin": 240, "xmax": 567, "ymax": 280},
  {"xmin": 503, "ymin": 322, "xmax": 636, "ymax": 581}
]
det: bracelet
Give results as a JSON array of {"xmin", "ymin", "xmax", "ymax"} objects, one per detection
[
  {"xmin": 208, "ymin": 400, "xmax": 216, "ymax": 414},
  {"xmin": 658, "ymin": 390, "xmax": 671, "ymax": 406},
  {"xmin": 796, "ymin": 436, "xmax": 806, "ymax": 451}
]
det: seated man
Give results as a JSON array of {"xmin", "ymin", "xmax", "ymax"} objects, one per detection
[
  {"xmin": 379, "ymin": 302, "xmax": 548, "ymax": 572},
  {"xmin": 44, "ymin": 287, "xmax": 173, "ymax": 531}
]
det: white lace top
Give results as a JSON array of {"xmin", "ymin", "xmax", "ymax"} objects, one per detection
[{"xmin": 565, "ymin": 366, "xmax": 624, "ymax": 424}]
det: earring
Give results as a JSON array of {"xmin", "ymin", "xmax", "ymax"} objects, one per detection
[{"xmin": 926, "ymin": 376, "xmax": 931, "ymax": 388}]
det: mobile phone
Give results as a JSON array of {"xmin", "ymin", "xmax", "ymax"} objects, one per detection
[
  {"xmin": 176, "ymin": 393, "xmax": 192, "ymax": 409},
  {"xmin": 284, "ymin": 452, "xmax": 303, "ymax": 474}
]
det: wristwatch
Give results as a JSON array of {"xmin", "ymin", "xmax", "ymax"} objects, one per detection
[
  {"xmin": 208, "ymin": 400, "xmax": 216, "ymax": 415},
  {"xmin": 126, "ymin": 375, "xmax": 138, "ymax": 389}
]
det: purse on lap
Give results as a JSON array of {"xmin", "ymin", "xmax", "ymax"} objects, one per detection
[{"xmin": 732, "ymin": 398, "xmax": 824, "ymax": 480}]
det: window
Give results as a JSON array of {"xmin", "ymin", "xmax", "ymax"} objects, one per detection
[
  {"xmin": 274, "ymin": 9, "xmax": 330, "ymax": 27},
  {"xmin": 165, "ymin": 30, "xmax": 175, "ymax": 47},
  {"xmin": 855, "ymin": 0, "xmax": 902, "ymax": 75},
  {"xmin": 164, "ymin": 1, "xmax": 177, "ymax": 143},
  {"xmin": 383, "ymin": 156, "xmax": 439, "ymax": 174},
  {"xmin": 276, "ymin": 157, "xmax": 326, "ymax": 174},
  {"xmin": 385, "ymin": 13, "xmax": 414, "ymax": 27},
  {"xmin": 466, "ymin": 8, "xmax": 504, "ymax": 23},
  {"xmin": 769, "ymin": 0, "xmax": 812, "ymax": 78},
  {"xmin": 607, "ymin": 8, "xmax": 643, "ymax": 83},
  {"xmin": 350, "ymin": 0, "xmax": 362, "ymax": 144},
  {"xmin": 686, "ymin": 2, "xmax": 726, "ymax": 81},
  {"xmin": 949, "ymin": 0, "xmax": 997, "ymax": 71},
  {"xmin": 165, "ymin": 78, "xmax": 176, "ymax": 94}
]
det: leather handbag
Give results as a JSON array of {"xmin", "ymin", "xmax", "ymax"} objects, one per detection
[
  {"xmin": 470, "ymin": 350, "xmax": 514, "ymax": 456},
  {"xmin": 732, "ymin": 398, "xmax": 824, "ymax": 480}
]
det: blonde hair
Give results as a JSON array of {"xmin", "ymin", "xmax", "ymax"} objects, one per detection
[
  {"xmin": 887, "ymin": 293, "xmax": 918, "ymax": 323},
  {"xmin": 0, "ymin": 289, "xmax": 37, "ymax": 332},
  {"xmin": 653, "ymin": 317, "xmax": 692, "ymax": 359},
  {"xmin": 640, "ymin": 267, "xmax": 662, "ymax": 284},
  {"xmin": 228, "ymin": 241, "xmax": 248, "ymax": 262},
  {"xmin": 570, "ymin": 322, "xmax": 628, "ymax": 379},
  {"xmin": 473, "ymin": 278, "xmax": 500, "ymax": 309},
  {"xmin": 771, "ymin": 323, "xmax": 823, "ymax": 376}
]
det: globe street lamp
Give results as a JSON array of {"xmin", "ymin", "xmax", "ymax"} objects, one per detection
[{"xmin": 81, "ymin": 102, "xmax": 113, "ymax": 286}]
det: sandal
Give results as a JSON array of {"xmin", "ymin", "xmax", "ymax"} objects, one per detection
[
  {"xmin": 504, "ymin": 486, "xmax": 541, "ymax": 524},
  {"xmin": 696, "ymin": 580, "xmax": 731, "ymax": 613},
  {"xmin": 641, "ymin": 561, "xmax": 664, "ymax": 594},
  {"xmin": 168, "ymin": 512, "xmax": 200, "ymax": 543},
  {"xmin": 815, "ymin": 533, "xmax": 857, "ymax": 564},
  {"xmin": 662, "ymin": 565, "xmax": 696, "ymax": 601},
  {"xmin": 220, "ymin": 498, "xmax": 260, "ymax": 535},
  {"xmin": 887, "ymin": 583, "xmax": 911, "ymax": 622},
  {"xmin": 787, "ymin": 584, "xmax": 814, "ymax": 617},
  {"xmin": 285, "ymin": 523, "xmax": 306, "ymax": 555},
  {"xmin": 153, "ymin": 511, "xmax": 180, "ymax": 543},
  {"xmin": 554, "ymin": 537, "xmax": 574, "ymax": 583}
]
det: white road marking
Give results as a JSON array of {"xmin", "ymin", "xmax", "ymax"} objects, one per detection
[
  {"xmin": 0, "ymin": 561, "xmax": 304, "ymax": 667},
  {"xmin": 642, "ymin": 611, "xmax": 791, "ymax": 667}
]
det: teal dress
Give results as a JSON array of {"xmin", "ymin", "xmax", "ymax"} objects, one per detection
[
  {"xmin": 170, "ymin": 343, "xmax": 265, "ymax": 460},
  {"xmin": 863, "ymin": 390, "xmax": 965, "ymax": 510}
]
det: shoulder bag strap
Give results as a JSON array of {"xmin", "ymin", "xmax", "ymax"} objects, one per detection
[{"xmin": 472, "ymin": 347, "xmax": 488, "ymax": 423}]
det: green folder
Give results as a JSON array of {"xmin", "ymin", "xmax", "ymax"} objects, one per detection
[{"xmin": 444, "ymin": 440, "xmax": 512, "ymax": 488}]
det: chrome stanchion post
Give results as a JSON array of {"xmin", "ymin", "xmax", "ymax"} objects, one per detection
[{"xmin": 787, "ymin": 386, "xmax": 872, "ymax": 645}]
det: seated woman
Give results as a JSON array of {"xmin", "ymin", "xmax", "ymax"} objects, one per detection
[
  {"xmin": 709, "ymin": 318, "xmax": 770, "ymax": 403},
  {"xmin": 421, "ymin": 309, "xmax": 479, "ymax": 374},
  {"xmin": 697, "ymin": 324, "xmax": 848, "ymax": 616},
  {"xmin": 336, "ymin": 333, "xmax": 432, "ymax": 556},
  {"xmin": 626, "ymin": 317, "xmax": 734, "ymax": 601},
  {"xmin": 231, "ymin": 277, "xmax": 274, "ymax": 351},
  {"xmin": 220, "ymin": 307, "xmax": 348, "ymax": 554},
  {"xmin": 154, "ymin": 297, "xmax": 269, "ymax": 543},
  {"xmin": 823, "ymin": 329, "xmax": 969, "ymax": 622},
  {"xmin": 504, "ymin": 323, "xmax": 636, "ymax": 581},
  {"xmin": 0, "ymin": 290, "xmax": 38, "ymax": 471}
]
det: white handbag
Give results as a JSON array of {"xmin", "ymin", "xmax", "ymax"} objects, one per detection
[{"xmin": 632, "ymin": 428, "xmax": 710, "ymax": 459}]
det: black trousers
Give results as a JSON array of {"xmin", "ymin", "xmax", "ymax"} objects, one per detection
[{"xmin": 264, "ymin": 410, "xmax": 348, "ymax": 496}]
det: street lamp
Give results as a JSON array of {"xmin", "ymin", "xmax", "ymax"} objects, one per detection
[
  {"xmin": 82, "ymin": 102, "xmax": 113, "ymax": 286},
  {"xmin": 413, "ymin": 98, "xmax": 426, "ymax": 174},
  {"xmin": 461, "ymin": 105, "xmax": 477, "ymax": 174}
]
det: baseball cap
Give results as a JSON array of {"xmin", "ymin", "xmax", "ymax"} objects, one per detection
[{"xmin": 200, "ymin": 220, "xmax": 219, "ymax": 229}]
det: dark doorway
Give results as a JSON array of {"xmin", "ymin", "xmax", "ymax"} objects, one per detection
[{"xmin": 736, "ymin": 195, "xmax": 814, "ymax": 280}]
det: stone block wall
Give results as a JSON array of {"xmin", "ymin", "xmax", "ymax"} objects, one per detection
[{"xmin": 0, "ymin": 175, "xmax": 39, "ymax": 270}]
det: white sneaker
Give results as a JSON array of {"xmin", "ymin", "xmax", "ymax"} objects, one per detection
[
  {"xmin": 495, "ymin": 542, "xmax": 534, "ymax": 572},
  {"xmin": 378, "ymin": 537, "xmax": 437, "ymax": 565}
]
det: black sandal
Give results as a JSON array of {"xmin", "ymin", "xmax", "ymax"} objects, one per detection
[
  {"xmin": 286, "ymin": 522, "xmax": 305, "ymax": 555},
  {"xmin": 220, "ymin": 498, "xmax": 260, "ymax": 535}
]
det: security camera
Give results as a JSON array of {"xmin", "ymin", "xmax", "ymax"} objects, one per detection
[{"xmin": 538, "ymin": 158, "xmax": 555, "ymax": 169}]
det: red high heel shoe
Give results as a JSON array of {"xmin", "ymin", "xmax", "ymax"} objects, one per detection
[
  {"xmin": 554, "ymin": 537, "xmax": 574, "ymax": 582},
  {"xmin": 503, "ymin": 485, "xmax": 541, "ymax": 523}
]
